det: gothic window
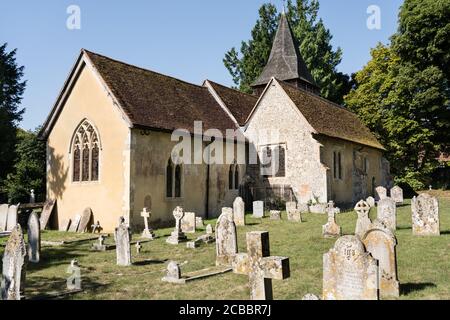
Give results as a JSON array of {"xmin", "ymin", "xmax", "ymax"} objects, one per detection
[
  {"xmin": 166, "ymin": 160, "xmax": 173, "ymax": 198},
  {"xmin": 229, "ymin": 165, "xmax": 234, "ymax": 190},
  {"xmin": 71, "ymin": 120, "xmax": 101, "ymax": 183},
  {"xmin": 166, "ymin": 160, "xmax": 182, "ymax": 198},
  {"xmin": 275, "ymin": 146, "xmax": 286, "ymax": 177},
  {"xmin": 234, "ymin": 165, "xmax": 239, "ymax": 189},
  {"xmin": 334, "ymin": 151, "xmax": 343, "ymax": 180},
  {"xmin": 338, "ymin": 152, "xmax": 343, "ymax": 179},
  {"xmin": 261, "ymin": 145, "xmax": 286, "ymax": 177},
  {"xmin": 363, "ymin": 157, "xmax": 369, "ymax": 174},
  {"xmin": 175, "ymin": 165, "xmax": 182, "ymax": 198}
]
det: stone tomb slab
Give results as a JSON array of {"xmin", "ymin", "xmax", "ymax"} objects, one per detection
[
  {"xmin": 162, "ymin": 265, "xmax": 232, "ymax": 284},
  {"xmin": 40, "ymin": 199, "xmax": 56, "ymax": 230},
  {"xmin": 77, "ymin": 208, "xmax": 93, "ymax": 233},
  {"xmin": 68, "ymin": 214, "xmax": 81, "ymax": 233}
]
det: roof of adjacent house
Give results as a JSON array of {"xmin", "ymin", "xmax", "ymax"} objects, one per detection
[
  {"xmin": 252, "ymin": 13, "xmax": 316, "ymax": 88},
  {"xmin": 278, "ymin": 80, "xmax": 385, "ymax": 150},
  {"xmin": 83, "ymin": 50, "xmax": 238, "ymax": 134},
  {"xmin": 205, "ymin": 80, "xmax": 258, "ymax": 126}
]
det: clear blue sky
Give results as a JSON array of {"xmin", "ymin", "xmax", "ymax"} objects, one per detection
[{"xmin": 0, "ymin": 0, "xmax": 404, "ymax": 130}]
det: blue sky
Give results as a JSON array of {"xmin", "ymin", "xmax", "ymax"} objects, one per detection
[{"xmin": 0, "ymin": 0, "xmax": 404, "ymax": 130}]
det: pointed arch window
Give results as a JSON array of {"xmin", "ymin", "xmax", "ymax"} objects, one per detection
[
  {"xmin": 166, "ymin": 159, "xmax": 182, "ymax": 198},
  {"xmin": 228, "ymin": 162, "xmax": 240, "ymax": 190},
  {"xmin": 71, "ymin": 120, "xmax": 101, "ymax": 183}
]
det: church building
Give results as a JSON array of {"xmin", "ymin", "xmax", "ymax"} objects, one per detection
[{"xmin": 40, "ymin": 14, "xmax": 390, "ymax": 232}]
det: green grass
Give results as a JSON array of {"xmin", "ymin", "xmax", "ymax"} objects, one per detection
[{"xmin": 4, "ymin": 197, "xmax": 449, "ymax": 300}]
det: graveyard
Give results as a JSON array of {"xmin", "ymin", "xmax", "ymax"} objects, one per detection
[{"xmin": 0, "ymin": 193, "xmax": 447, "ymax": 300}]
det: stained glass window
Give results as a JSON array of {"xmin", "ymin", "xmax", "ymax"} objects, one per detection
[
  {"xmin": 82, "ymin": 145, "xmax": 90, "ymax": 181},
  {"xmin": 73, "ymin": 146, "xmax": 81, "ymax": 182}
]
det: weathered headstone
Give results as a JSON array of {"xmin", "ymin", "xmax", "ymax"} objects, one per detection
[
  {"xmin": 412, "ymin": 193, "xmax": 440, "ymax": 236},
  {"xmin": 181, "ymin": 212, "xmax": 196, "ymax": 234},
  {"xmin": 302, "ymin": 293, "xmax": 320, "ymax": 300},
  {"xmin": 355, "ymin": 200, "xmax": 372, "ymax": 239},
  {"xmin": 140, "ymin": 208, "xmax": 156, "ymax": 239},
  {"xmin": 206, "ymin": 224, "xmax": 213, "ymax": 234},
  {"xmin": 92, "ymin": 235, "xmax": 107, "ymax": 251},
  {"xmin": 252, "ymin": 201, "xmax": 264, "ymax": 218},
  {"xmin": 68, "ymin": 214, "xmax": 81, "ymax": 232},
  {"xmin": 166, "ymin": 207, "xmax": 187, "ymax": 244},
  {"xmin": 77, "ymin": 207, "xmax": 92, "ymax": 233},
  {"xmin": 1, "ymin": 225, "xmax": 27, "ymax": 300},
  {"xmin": 233, "ymin": 197, "xmax": 246, "ymax": 226},
  {"xmin": 66, "ymin": 259, "xmax": 81, "ymax": 291},
  {"xmin": 40, "ymin": 199, "xmax": 56, "ymax": 230},
  {"xmin": 323, "ymin": 235, "xmax": 378, "ymax": 300},
  {"xmin": 298, "ymin": 203, "xmax": 309, "ymax": 213},
  {"xmin": 375, "ymin": 186, "xmax": 387, "ymax": 201},
  {"xmin": 232, "ymin": 231, "xmax": 290, "ymax": 300},
  {"xmin": 390, "ymin": 186, "xmax": 403, "ymax": 205},
  {"xmin": 115, "ymin": 217, "xmax": 132, "ymax": 266},
  {"xmin": 60, "ymin": 219, "xmax": 71, "ymax": 232},
  {"xmin": 0, "ymin": 204, "xmax": 8, "ymax": 232},
  {"xmin": 309, "ymin": 203, "xmax": 327, "ymax": 214},
  {"xmin": 377, "ymin": 197, "xmax": 397, "ymax": 232},
  {"xmin": 195, "ymin": 217, "xmax": 204, "ymax": 228},
  {"xmin": 215, "ymin": 210, "xmax": 238, "ymax": 266},
  {"xmin": 362, "ymin": 221, "xmax": 399, "ymax": 298},
  {"xmin": 270, "ymin": 210, "xmax": 281, "ymax": 220},
  {"xmin": 322, "ymin": 201, "xmax": 341, "ymax": 238},
  {"xmin": 366, "ymin": 196, "xmax": 375, "ymax": 208},
  {"xmin": 6, "ymin": 204, "xmax": 19, "ymax": 232},
  {"xmin": 287, "ymin": 201, "xmax": 302, "ymax": 222},
  {"xmin": 162, "ymin": 261, "xmax": 183, "ymax": 284},
  {"xmin": 27, "ymin": 212, "xmax": 41, "ymax": 263}
]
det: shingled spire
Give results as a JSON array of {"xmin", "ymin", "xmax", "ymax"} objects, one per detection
[{"xmin": 251, "ymin": 13, "xmax": 319, "ymax": 95}]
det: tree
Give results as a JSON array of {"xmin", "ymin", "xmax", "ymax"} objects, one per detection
[
  {"xmin": 2, "ymin": 128, "xmax": 46, "ymax": 203},
  {"xmin": 223, "ymin": 0, "xmax": 350, "ymax": 104},
  {"xmin": 345, "ymin": 0, "xmax": 450, "ymax": 190},
  {"xmin": 0, "ymin": 43, "xmax": 26, "ymax": 201}
]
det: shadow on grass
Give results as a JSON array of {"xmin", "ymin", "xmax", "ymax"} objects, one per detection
[
  {"xmin": 28, "ymin": 245, "xmax": 88, "ymax": 271},
  {"xmin": 400, "ymin": 282, "xmax": 436, "ymax": 295},
  {"xmin": 397, "ymin": 226, "xmax": 412, "ymax": 231},
  {"xmin": 439, "ymin": 230, "xmax": 450, "ymax": 235},
  {"xmin": 132, "ymin": 259, "xmax": 168, "ymax": 266}
]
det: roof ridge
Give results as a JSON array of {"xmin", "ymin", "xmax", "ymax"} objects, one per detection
[
  {"xmin": 206, "ymin": 80, "xmax": 259, "ymax": 99},
  {"xmin": 82, "ymin": 49, "xmax": 208, "ymax": 90}
]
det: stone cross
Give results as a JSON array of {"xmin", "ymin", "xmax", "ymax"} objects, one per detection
[
  {"xmin": 91, "ymin": 221, "xmax": 102, "ymax": 234},
  {"xmin": 141, "ymin": 208, "xmax": 156, "ymax": 239},
  {"xmin": 135, "ymin": 241, "xmax": 142, "ymax": 254},
  {"xmin": 1, "ymin": 224, "xmax": 27, "ymax": 300},
  {"xmin": 115, "ymin": 217, "xmax": 132, "ymax": 266},
  {"xmin": 322, "ymin": 201, "xmax": 341, "ymax": 238},
  {"xmin": 362, "ymin": 220, "xmax": 399, "ymax": 298},
  {"xmin": 411, "ymin": 193, "xmax": 440, "ymax": 236},
  {"xmin": 92, "ymin": 235, "xmax": 107, "ymax": 251},
  {"xmin": 323, "ymin": 235, "xmax": 378, "ymax": 300},
  {"xmin": 166, "ymin": 207, "xmax": 187, "ymax": 244},
  {"xmin": 233, "ymin": 197, "xmax": 246, "ymax": 226},
  {"xmin": 377, "ymin": 197, "xmax": 397, "ymax": 232},
  {"xmin": 66, "ymin": 259, "xmax": 81, "ymax": 291},
  {"xmin": 27, "ymin": 212, "xmax": 41, "ymax": 263},
  {"xmin": 232, "ymin": 231, "xmax": 290, "ymax": 300},
  {"xmin": 354, "ymin": 200, "xmax": 372, "ymax": 238},
  {"xmin": 215, "ymin": 210, "xmax": 238, "ymax": 266}
]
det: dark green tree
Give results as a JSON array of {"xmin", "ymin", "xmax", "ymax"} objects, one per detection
[
  {"xmin": 2, "ymin": 128, "xmax": 46, "ymax": 203},
  {"xmin": 223, "ymin": 0, "xmax": 350, "ymax": 104},
  {"xmin": 0, "ymin": 43, "xmax": 26, "ymax": 201}
]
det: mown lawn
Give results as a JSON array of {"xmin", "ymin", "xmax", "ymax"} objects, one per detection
[{"xmin": 3, "ymin": 195, "xmax": 449, "ymax": 300}]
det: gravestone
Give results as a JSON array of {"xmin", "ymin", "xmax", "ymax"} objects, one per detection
[
  {"xmin": 411, "ymin": 194, "xmax": 440, "ymax": 236},
  {"xmin": 166, "ymin": 207, "xmax": 187, "ymax": 244},
  {"xmin": 69, "ymin": 214, "xmax": 81, "ymax": 232},
  {"xmin": 286, "ymin": 202, "xmax": 302, "ymax": 222},
  {"xmin": 162, "ymin": 261, "xmax": 183, "ymax": 284},
  {"xmin": 91, "ymin": 221, "xmax": 102, "ymax": 234},
  {"xmin": 375, "ymin": 186, "xmax": 387, "ymax": 201},
  {"xmin": 135, "ymin": 242, "xmax": 142, "ymax": 254},
  {"xmin": 181, "ymin": 212, "xmax": 196, "ymax": 234},
  {"xmin": 140, "ymin": 208, "xmax": 156, "ymax": 239},
  {"xmin": 253, "ymin": 201, "xmax": 264, "ymax": 218},
  {"xmin": 302, "ymin": 293, "xmax": 320, "ymax": 300},
  {"xmin": 77, "ymin": 208, "xmax": 93, "ymax": 233},
  {"xmin": 30, "ymin": 189, "xmax": 35, "ymax": 204},
  {"xmin": 377, "ymin": 198, "xmax": 397, "ymax": 232},
  {"xmin": 355, "ymin": 200, "xmax": 372, "ymax": 239},
  {"xmin": 362, "ymin": 221, "xmax": 399, "ymax": 298},
  {"xmin": 270, "ymin": 210, "xmax": 281, "ymax": 220},
  {"xmin": 60, "ymin": 219, "xmax": 71, "ymax": 232},
  {"xmin": 390, "ymin": 186, "xmax": 403, "ymax": 205},
  {"xmin": 66, "ymin": 259, "xmax": 81, "ymax": 291},
  {"xmin": 92, "ymin": 235, "xmax": 107, "ymax": 251},
  {"xmin": 0, "ymin": 204, "xmax": 8, "ymax": 231},
  {"xmin": 6, "ymin": 204, "xmax": 19, "ymax": 232},
  {"xmin": 115, "ymin": 217, "xmax": 132, "ymax": 266},
  {"xmin": 1, "ymin": 225, "xmax": 27, "ymax": 300},
  {"xmin": 323, "ymin": 235, "xmax": 378, "ymax": 300},
  {"xmin": 215, "ymin": 210, "xmax": 238, "ymax": 266},
  {"xmin": 233, "ymin": 197, "xmax": 246, "ymax": 226},
  {"xmin": 40, "ymin": 199, "xmax": 56, "ymax": 230},
  {"xmin": 232, "ymin": 231, "xmax": 290, "ymax": 300},
  {"xmin": 366, "ymin": 197, "xmax": 375, "ymax": 208},
  {"xmin": 196, "ymin": 217, "xmax": 204, "ymax": 228},
  {"xmin": 309, "ymin": 203, "xmax": 327, "ymax": 214},
  {"xmin": 298, "ymin": 203, "xmax": 309, "ymax": 213},
  {"xmin": 322, "ymin": 202, "xmax": 341, "ymax": 238},
  {"xmin": 206, "ymin": 224, "xmax": 213, "ymax": 234},
  {"xmin": 27, "ymin": 212, "xmax": 41, "ymax": 263}
]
